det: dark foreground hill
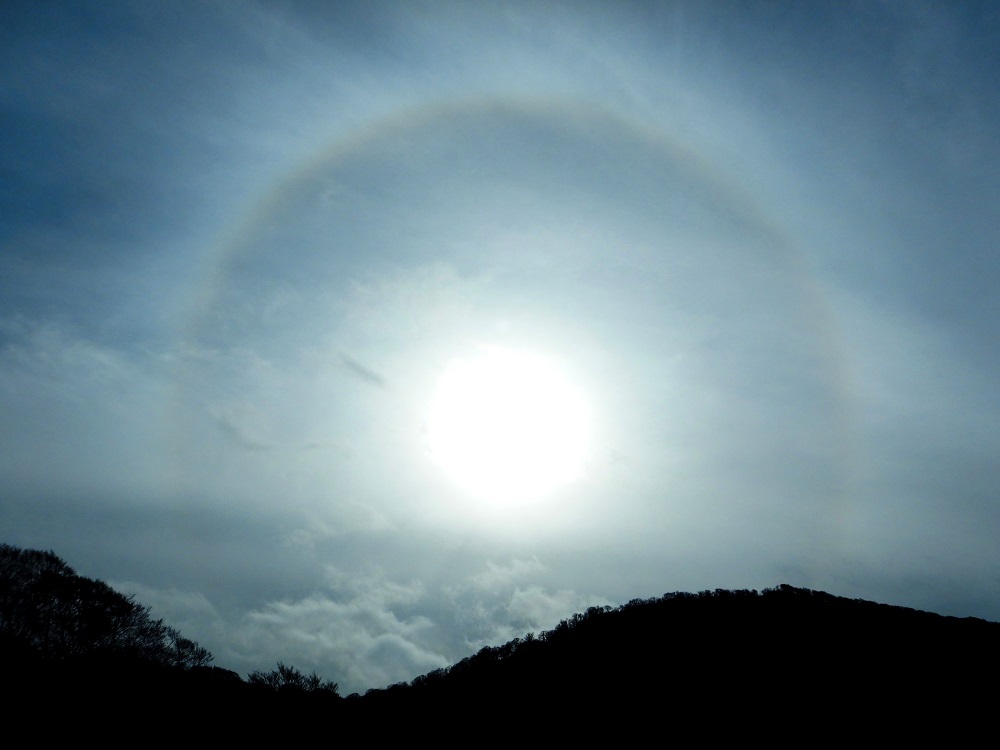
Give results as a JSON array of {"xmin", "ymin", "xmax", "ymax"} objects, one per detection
[
  {"xmin": 3, "ymin": 543, "xmax": 996, "ymax": 741},
  {"xmin": 351, "ymin": 584, "xmax": 999, "ymax": 738}
]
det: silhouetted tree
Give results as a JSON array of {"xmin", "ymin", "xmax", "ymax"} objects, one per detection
[
  {"xmin": 0, "ymin": 543, "xmax": 211, "ymax": 668},
  {"xmin": 247, "ymin": 661, "xmax": 339, "ymax": 695},
  {"xmin": 165, "ymin": 626, "xmax": 214, "ymax": 669}
]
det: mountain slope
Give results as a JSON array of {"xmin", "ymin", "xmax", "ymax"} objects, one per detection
[
  {"xmin": 3, "ymin": 544, "xmax": 995, "ymax": 741},
  {"xmin": 351, "ymin": 585, "xmax": 998, "ymax": 736}
]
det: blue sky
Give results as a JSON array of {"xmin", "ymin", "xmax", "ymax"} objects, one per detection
[{"xmin": 2, "ymin": 1, "xmax": 999, "ymax": 694}]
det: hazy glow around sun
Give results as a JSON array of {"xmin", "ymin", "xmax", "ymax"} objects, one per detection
[{"xmin": 426, "ymin": 344, "xmax": 592, "ymax": 507}]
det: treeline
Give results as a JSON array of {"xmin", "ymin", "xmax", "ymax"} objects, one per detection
[
  {"xmin": 1, "ymin": 542, "xmax": 342, "ymax": 734},
  {"xmin": 4, "ymin": 542, "xmax": 998, "ymax": 740},
  {"xmin": 352, "ymin": 584, "xmax": 1000, "ymax": 729},
  {"xmin": 1, "ymin": 543, "xmax": 212, "ymax": 669}
]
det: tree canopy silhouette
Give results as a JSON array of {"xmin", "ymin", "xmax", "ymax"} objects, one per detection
[
  {"xmin": 3, "ymin": 542, "xmax": 997, "ymax": 742},
  {"xmin": 0, "ymin": 542, "xmax": 212, "ymax": 668},
  {"xmin": 248, "ymin": 661, "xmax": 340, "ymax": 695}
]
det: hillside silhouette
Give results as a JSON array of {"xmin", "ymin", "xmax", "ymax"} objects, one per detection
[{"xmin": 3, "ymin": 543, "xmax": 996, "ymax": 740}]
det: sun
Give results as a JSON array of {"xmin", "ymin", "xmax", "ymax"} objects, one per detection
[{"xmin": 426, "ymin": 344, "xmax": 591, "ymax": 507}]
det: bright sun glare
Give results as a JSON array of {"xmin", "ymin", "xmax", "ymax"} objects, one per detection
[{"xmin": 426, "ymin": 344, "xmax": 591, "ymax": 508}]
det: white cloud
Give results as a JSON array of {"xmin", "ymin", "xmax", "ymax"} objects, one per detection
[
  {"xmin": 285, "ymin": 505, "xmax": 397, "ymax": 547},
  {"xmin": 468, "ymin": 557, "xmax": 546, "ymax": 589},
  {"xmin": 225, "ymin": 572, "xmax": 448, "ymax": 695},
  {"xmin": 445, "ymin": 558, "xmax": 612, "ymax": 652}
]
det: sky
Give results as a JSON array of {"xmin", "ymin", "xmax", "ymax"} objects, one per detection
[{"xmin": 2, "ymin": 0, "xmax": 998, "ymax": 695}]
